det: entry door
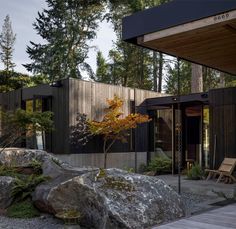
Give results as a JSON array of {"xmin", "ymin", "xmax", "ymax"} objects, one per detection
[{"xmin": 185, "ymin": 106, "xmax": 202, "ymax": 166}]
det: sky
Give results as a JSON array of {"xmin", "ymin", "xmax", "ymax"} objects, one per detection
[{"xmin": 0, "ymin": 0, "xmax": 116, "ymax": 76}]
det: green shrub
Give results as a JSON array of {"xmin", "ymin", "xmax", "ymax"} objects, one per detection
[
  {"xmin": 11, "ymin": 174, "xmax": 50, "ymax": 201},
  {"xmin": 7, "ymin": 200, "xmax": 40, "ymax": 218},
  {"xmin": 28, "ymin": 159, "xmax": 42, "ymax": 174},
  {"xmin": 147, "ymin": 157, "xmax": 172, "ymax": 174},
  {"xmin": 123, "ymin": 167, "xmax": 135, "ymax": 173},
  {"xmin": 0, "ymin": 165, "xmax": 19, "ymax": 177},
  {"xmin": 187, "ymin": 164, "xmax": 204, "ymax": 180}
]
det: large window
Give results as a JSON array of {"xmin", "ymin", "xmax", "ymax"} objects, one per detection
[
  {"xmin": 25, "ymin": 99, "xmax": 45, "ymax": 150},
  {"xmin": 153, "ymin": 109, "xmax": 173, "ymax": 163}
]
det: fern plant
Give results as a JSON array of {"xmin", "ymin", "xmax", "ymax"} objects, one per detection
[
  {"xmin": 147, "ymin": 156, "xmax": 172, "ymax": 174},
  {"xmin": 28, "ymin": 159, "xmax": 42, "ymax": 174},
  {"xmin": 11, "ymin": 174, "xmax": 50, "ymax": 201},
  {"xmin": 187, "ymin": 164, "xmax": 204, "ymax": 180}
]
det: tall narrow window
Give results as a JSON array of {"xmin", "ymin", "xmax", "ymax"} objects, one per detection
[
  {"xmin": 153, "ymin": 108, "xmax": 173, "ymax": 173},
  {"xmin": 25, "ymin": 99, "xmax": 44, "ymax": 150},
  {"xmin": 203, "ymin": 106, "xmax": 210, "ymax": 168}
]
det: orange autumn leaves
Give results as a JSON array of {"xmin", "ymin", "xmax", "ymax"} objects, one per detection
[{"xmin": 88, "ymin": 95, "xmax": 151, "ymax": 143}]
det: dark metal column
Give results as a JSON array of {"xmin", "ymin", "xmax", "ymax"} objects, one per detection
[{"xmin": 177, "ymin": 57, "xmax": 182, "ymax": 195}]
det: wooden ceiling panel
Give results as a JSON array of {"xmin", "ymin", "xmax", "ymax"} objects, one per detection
[{"xmin": 138, "ymin": 10, "xmax": 236, "ymax": 75}]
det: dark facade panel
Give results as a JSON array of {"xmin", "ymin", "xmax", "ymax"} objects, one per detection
[
  {"xmin": 122, "ymin": 0, "xmax": 236, "ymax": 42},
  {"xmin": 209, "ymin": 87, "xmax": 236, "ymax": 168},
  {"xmin": 146, "ymin": 93, "xmax": 208, "ymax": 107},
  {"xmin": 0, "ymin": 89, "xmax": 22, "ymax": 111},
  {"xmin": 68, "ymin": 79, "xmax": 134, "ymax": 154},
  {"xmin": 22, "ymin": 84, "xmax": 52, "ymax": 101},
  {"xmin": 51, "ymin": 79, "xmax": 70, "ymax": 154}
]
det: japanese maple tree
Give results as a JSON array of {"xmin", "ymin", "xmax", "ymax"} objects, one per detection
[{"xmin": 88, "ymin": 95, "xmax": 150, "ymax": 168}]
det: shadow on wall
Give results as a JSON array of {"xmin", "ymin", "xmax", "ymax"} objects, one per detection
[{"xmin": 69, "ymin": 113, "xmax": 130, "ymax": 154}]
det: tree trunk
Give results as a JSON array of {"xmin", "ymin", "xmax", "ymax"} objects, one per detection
[
  {"xmin": 191, "ymin": 63, "xmax": 203, "ymax": 93},
  {"xmin": 153, "ymin": 51, "xmax": 158, "ymax": 92},
  {"xmin": 158, "ymin": 52, "xmax": 163, "ymax": 93},
  {"xmin": 219, "ymin": 72, "xmax": 225, "ymax": 88},
  {"xmin": 103, "ymin": 140, "xmax": 107, "ymax": 169},
  {"xmin": 103, "ymin": 138, "xmax": 116, "ymax": 169},
  {"xmin": 104, "ymin": 151, "xmax": 108, "ymax": 169}
]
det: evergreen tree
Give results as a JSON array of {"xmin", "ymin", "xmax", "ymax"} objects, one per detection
[
  {"xmin": 224, "ymin": 73, "xmax": 236, "ymax": 87},
  {"xmin": 24, "ymin": 0, "xmax": 105, "ymax": 81},
  {"xmin": 99, "ymin": 0, "xmax": 169, "ymax": 90},
  {"xmin": 95, "ymin": 51, "xmax": 109, "ymax": 83},
  {"xmin": 0, "ymin": 15, "xmax": 16, "ymax": 72},
  {"xmin": 203, "ymin": 67, "xmax": 220, "ymax": 91},
  {"xmin": 164, "ymin": 60, "xmax": 191, "ymax": 95},
  {"xmin": 164, "ymin": 60, "xmax": 232, "ymax": 95}
]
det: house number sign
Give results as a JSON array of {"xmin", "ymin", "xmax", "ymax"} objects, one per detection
[{"xmin": 214, "ymin": 13, "xmax": 230, "ymax": 22}]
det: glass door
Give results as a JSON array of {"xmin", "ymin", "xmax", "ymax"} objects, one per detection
[
  {"xmin": 152, "ymin": 108, "xmax": 173, "ymax": 173},
  {"xmin": 202, "ymin": 106, "xmax": 210, "ymax": 168},
  {"xmin": 185, "ymin": 106, "xmax": 202, "ymax": 167}
]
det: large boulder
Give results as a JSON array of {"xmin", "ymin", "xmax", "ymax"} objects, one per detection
[
  {"xmin": 0, "ymin": 148, "xmax": 70, "ymax": 169},
  {"xmin": 0, "ymin": 149, "xmax": 185, "ymax": 228},
  {"xmin": 0, "ymin": 148, "xmax": 97, "ymax": 212},
  {"xmin": 0, "ymin": 176, "xmax": 16, "ymax": 209},
  {"xmin": 0, "ymin": 147, "xmax": 94, "ymax": 180},
  {"xmin": 34, "ymin": 168, "xmax": 185, "ymax": 229}
]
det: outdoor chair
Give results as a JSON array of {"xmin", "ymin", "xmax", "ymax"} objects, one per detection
[{"xmin": 205, "ymin": 158, "xmax": 236, "ymax": 183}]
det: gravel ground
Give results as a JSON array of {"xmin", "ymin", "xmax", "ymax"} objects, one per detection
[
  {"xmin": 0, "ymin": 192, "xmax": 218, "ymax": 229},
  {"xmin": 179, "ymin": 191, "xmax": 217, "ymax": 216},
  {"xmin": 0, "ymin": 214, "xmax": 65, "ymax": 229},
  {"xmin": 169, "ymin": 185, "xmax": 221, "ymax": 216}
]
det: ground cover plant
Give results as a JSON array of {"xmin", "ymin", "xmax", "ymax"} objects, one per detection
[{"xmin": 0, "ymin": 159, "xmax": 50, "ymax": 218}]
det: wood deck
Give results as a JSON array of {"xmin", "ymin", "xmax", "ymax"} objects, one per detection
[{"xmin": 155, "ymin": 203, "xmax": 236, "ymax": 229}]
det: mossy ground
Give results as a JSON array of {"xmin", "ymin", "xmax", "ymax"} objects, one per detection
[{"xmin": 7, "ymin": 200, "xmax": 40, "ymax": 218}]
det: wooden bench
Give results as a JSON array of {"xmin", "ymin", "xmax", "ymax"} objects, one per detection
[{"xmin": 205, "ymin": 158, "xmax": 236, "ymax": 183}]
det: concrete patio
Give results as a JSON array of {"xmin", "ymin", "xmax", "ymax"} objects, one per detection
[
  {"xmin": 158, "ymin": 175, "xmax": 236, "ymax": 198},
  {"xmin": 152, "ymin": 175, "xmax": 236, "ymax": 228},
  {"xmin": 154, "ymin": 203, "xmax": 236, "ymax": 229}
]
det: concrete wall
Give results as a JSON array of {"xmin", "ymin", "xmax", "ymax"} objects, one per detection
[{"xmin": 55, "ymin": 152, "xmax": 147, "ymax": 170}]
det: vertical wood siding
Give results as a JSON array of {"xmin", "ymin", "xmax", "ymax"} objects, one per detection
[
  {"xmin": 68, "ymin": 79, "xmax": 163, "ymax": 154},
  {"xmin": 0, "ymin": 89, "xmax": 22, "ymax": 111},
  {"xmin": 209, "ymin": 87, "xmax": 236, "ymax": 168},
  {"xmin": 51, "ymin": 79, "xmax": 69, "ymax": 154},
  {"xmin": 0, "ymin": 79, "xmax": 164, "ymax": 154}
]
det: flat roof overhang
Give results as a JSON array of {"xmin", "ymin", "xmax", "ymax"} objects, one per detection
[
  {"xmin": 122, "ymin": 0, "xmax": 236, "ymax": 75},
  {"xmin": 146, "ymin": 92, "xmax": 209, "ymax": 110}
]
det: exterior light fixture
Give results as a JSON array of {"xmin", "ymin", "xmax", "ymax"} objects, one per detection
[
  {"xmin": 50, "ymin": 80, "xmax": 63, "ymax": 88},
  {"xmin": 201, "ymin": 93, "xmax": 208, "ymax": 98}
]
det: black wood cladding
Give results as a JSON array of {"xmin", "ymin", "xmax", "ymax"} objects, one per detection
[{"xmin": 209, "ymin": 87, "xmax": 236, "ymax": 168}]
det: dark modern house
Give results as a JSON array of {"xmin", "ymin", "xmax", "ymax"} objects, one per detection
[
  {"xmin": 0, "ymin": 78, "xmax": 163, "ymax": 168},
  {"xmin": 122, "ymin": 0, "xmax": 236, "ymax": 172},
  {"xmin": 1, "ymin": 0, "xmax": 236, "ymax": 172}
]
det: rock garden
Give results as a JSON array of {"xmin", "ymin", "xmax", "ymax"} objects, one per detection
[{"xmin": 0, "ymin": 148, "xmax": 185, "ymax": 229}]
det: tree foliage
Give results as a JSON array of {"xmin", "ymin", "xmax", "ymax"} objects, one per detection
[
  {"xmin": 24, "ymin": 0, "xmax": 105, "ymax": 81},
  {"xmin": 0, "ymin": 70, "xmax": 50, "ymax": 93},
  {"xmin": 164, "ymin": 60, "xmax": 191, "ymax": 95},
  {"xmin": 94, "ymin": 0, "xmax": 170, "ymax": 91},
  {"xmin": 70, "ymin": 113, "xmax": 93, "ymax": 146},
  {"xmin": 88, "ymin": 95, "xmax": 150, "ymax": 168},
  {"xmin": 95, "ymin": 51, "xmax": 110, "ymax": 83},
  {"xmin": 0, "ymin": 15, "xmax": 16, "ymax": 73},
  {"xmin": 164, "ymin": 59, "xmax": 236, "ymax": 95},
  {"xmin": 0, "ymin": 109, "xmax": 53, "ymax": 151}
]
